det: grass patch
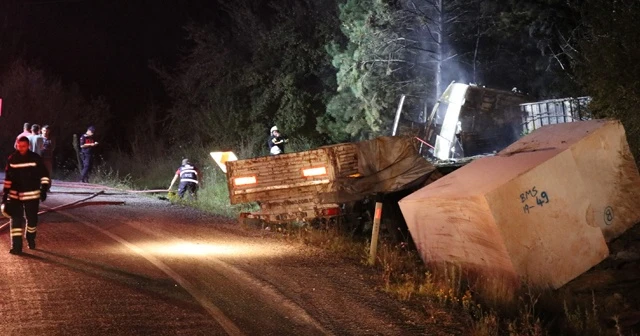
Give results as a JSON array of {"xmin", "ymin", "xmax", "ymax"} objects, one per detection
[{"xmin": 78, "ymin": 147, "xmax": 259, "ymax": 219}]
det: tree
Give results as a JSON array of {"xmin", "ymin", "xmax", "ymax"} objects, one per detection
[
  {"xmin": 160, "ymin": 0, "xmax": 340, "ymax": 156},
  {"xmin": 401, "ymin": 0, "xmax": 583, "ymax": 98},
  {"xmin": 321, "ymin": 0, "xmax": 433, "ymax": 142},
  {"xmin": 400, "ymin": 0, "xmax": 464, "ymax": 101},
  {"xmin": 576, "ymin": 0, "xmax": 640, "ymax": 158},
  {"xmin": 461, "ymin": 0, "xmax": 581, "ymax": 97}
]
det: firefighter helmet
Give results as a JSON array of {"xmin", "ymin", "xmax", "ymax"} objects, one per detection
[{"xmin": 270, "ymin": 126, "xmax": 278, "ymax": 133}]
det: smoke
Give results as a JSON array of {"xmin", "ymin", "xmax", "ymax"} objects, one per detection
[{"xmin": 397, "ymin": 0, "xmax": 475, "ymax": 107}]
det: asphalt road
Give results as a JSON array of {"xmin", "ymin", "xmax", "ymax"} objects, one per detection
[{"xmin": 0, "ymin": 179, "xmax": 464, "ymax": 336}]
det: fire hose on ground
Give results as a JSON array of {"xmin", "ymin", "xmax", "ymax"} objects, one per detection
[{"xmin": 0, "ymin": 190, "xmax": 125, "ymax": 233}]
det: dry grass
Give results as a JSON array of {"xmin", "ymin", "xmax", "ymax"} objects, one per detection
[{"xmin": 283, "ymin": 225, "xmax": 617, "ymax": 336}]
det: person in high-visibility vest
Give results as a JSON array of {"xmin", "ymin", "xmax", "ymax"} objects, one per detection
[
  {"xmin": 2, "ymin": 136, "xmax": 50, "ymax": 254},
  {"xmin": 168, "ymin": 159, "xmax": 200, "ymax": 200}
]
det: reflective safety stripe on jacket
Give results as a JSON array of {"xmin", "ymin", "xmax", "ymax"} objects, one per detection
[
  {"xmin": 9, "ymin": 189, "xmax": 40, "ymax": 201},
  {"xmin": 179, "ymin": 164, "xmax": 198, "ymax": 184},
  {"xmin": 2, "ymin": 150, "xmax": 50, "ymax": 202}
]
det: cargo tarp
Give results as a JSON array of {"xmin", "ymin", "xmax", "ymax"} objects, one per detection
[{"xmin": 320, "ymin": 136, "xmax": 437, "ymax": 203}]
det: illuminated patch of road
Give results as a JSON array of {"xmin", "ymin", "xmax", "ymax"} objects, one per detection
[
  {"xmin": 136, "ymin": 241, "xmax": 292, "ymax": 258},
  {"xmin": 56, "ymin": 211, "xmax": 244, "ymax": 336},
  {"xmin": 125, "ymin": 223, "xmax": 334, "ymax": 336}
]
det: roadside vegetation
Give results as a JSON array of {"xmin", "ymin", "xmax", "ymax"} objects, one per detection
[{"xmin": 288, "ymin": 223, "xmax": 632, "ymax": 336}]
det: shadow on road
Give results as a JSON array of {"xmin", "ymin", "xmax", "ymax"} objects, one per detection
[{"xmin": 18, "ymin": 249, "xmax": 206, "ymax": 313}]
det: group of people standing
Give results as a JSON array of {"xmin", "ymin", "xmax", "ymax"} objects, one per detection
[
  {"xmin": 3, "ymin": 122, "xmax": 53, "ymax": 255},
  {"xmin": 2, "ymin": 123, "xmax": 98, "ymax": 255},
  {"xmin": 14, "ymin": 122, "xmax": 55, "ymax": 175}
]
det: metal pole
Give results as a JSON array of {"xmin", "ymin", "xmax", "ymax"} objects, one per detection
[
  {"xmin": 392, "ymin": 95, "xmax": 406, "ymax": 136},
  {"xmin": 368, "ymin": 199, "xmax": 383, "ymax": 265},
  {"xmin": 419, "ymin": 101, "xmax": 428, "ymax": 154}
]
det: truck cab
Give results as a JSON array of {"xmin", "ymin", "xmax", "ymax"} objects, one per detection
[{"xmin": 423, "ymin": 82, "xmax": 591, "ymax": 164}]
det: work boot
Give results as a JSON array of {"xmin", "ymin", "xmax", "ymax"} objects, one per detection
[
  {"xmin": 27, "ymin": 238, "xmax": 36, "ymax": 250},
  {"xmin": 9, "ymin": 248, "xmax": 22, "ymax": 255},
  {"xmin": 11, "ymin": 236, "xmax": 23, "ymax": 255}
]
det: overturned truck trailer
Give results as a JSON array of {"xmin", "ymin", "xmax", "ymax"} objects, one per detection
[{"xmin": 223, "ymin": 137, "xmax": 437, "ymax": 224}]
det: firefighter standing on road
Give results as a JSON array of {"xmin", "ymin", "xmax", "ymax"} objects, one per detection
[
  {"xmin": 168, "ymin": 159, "xmax": 200, "ymax": 200},
  {"xmin": 2, "ymin": 136, "xmax": 50, "ymax": 254}
]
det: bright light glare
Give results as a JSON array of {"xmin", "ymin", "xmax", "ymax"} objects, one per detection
[
  {"xmin": 302, "ymin": 166, "xmax": 327, "ymax": 177},
  {"xmin": 138, "ymin": 242, "xmax": 297, "ymax": 258},
  {"xmin": 163, "ymin": 243, "xmax": 240, "ymax": 256}
]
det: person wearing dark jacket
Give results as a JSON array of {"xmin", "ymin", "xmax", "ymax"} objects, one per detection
[
  {"xmin": 41, "ymin": 125, "xmax": 56, "ymax": 175},
  {"xmin": 79, "ymin": 126, "xmax": 98, "ymax": 183},
  {"xmin": 168, "ymin": 159, "xmax": 200, "ymax": 199},
  {"xmin": 2, "ymin": 136, "xmax": 50, "ymax": 254}
]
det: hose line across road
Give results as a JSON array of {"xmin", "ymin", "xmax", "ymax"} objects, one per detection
[{"xmin": 0, "ymin": 177, "xmax": 465, "ymax": 335}]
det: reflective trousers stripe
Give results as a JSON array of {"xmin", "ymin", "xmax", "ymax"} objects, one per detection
[{"xmin": 180, "ymin": 179, "xmax": 198, "ymax": 184}]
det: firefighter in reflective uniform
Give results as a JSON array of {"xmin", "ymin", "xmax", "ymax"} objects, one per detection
[
  {"xmin": 168, "ymin": 159, "xmax": 199, "ymax": 200},
  {"xmin": 2, "ymin": 136, "xmax": 50, "ymax": 254}
]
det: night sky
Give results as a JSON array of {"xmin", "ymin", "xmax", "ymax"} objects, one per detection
[{"xmin": 15, "ymin": 0, "xmax": 219, "ymax": 125}]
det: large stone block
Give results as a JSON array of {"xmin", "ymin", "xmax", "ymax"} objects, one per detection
[
  {"xmin": 501, "ymin": 120, "xmax": 640, "ymax": 241},
  {"xmin": 399, "ymin": 120, "xmax": 640, "ymax": 289}
]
